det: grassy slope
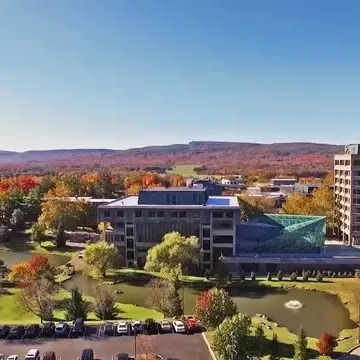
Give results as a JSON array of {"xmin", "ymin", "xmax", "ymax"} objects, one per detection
[{"xmin": 166, "ymin": 164, "xmax": 199, "ymax": 178}]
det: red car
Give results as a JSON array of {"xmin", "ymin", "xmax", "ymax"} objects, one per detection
[{"xmin": 183, "ymin": 317, "xmax": 201, "ymax": 333}]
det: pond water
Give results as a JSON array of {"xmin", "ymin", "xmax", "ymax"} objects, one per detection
[
  {"xmin": 63, "ymin": 274, "xmax": 356, "ymax": 337},
  {"xmin": 0, "ymin": 250, "xmax": 70, "ymax": 268}
]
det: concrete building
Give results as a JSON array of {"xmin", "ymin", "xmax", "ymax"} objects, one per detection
[
  {"xmin": 221, "ymin": 177, "xmax": 246, "ymax": 189},
  {"xmin": 97, "ymin": 187, "xmax": 241, "ymax": 269},
  {"xmin": 185, "ymin": 178, "xmax": 223, "ymax": 195},
  {"xmin": 294, "ymin": 182, "xmax": 320, "ymax": 195},
  {"xmin": 270, "ymin": 178, "xmax": 297, "ymax": 186},
  {"xmin": 334, "ymin": 144, "xmax": 360, "ymax": 245},
  {"xmin": 247, "ymin": 186, "xmax": 285, "ymax": 208}
]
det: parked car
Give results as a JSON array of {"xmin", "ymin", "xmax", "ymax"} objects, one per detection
[
  {"xmin": 8, "ymin": 326, "xmax": 25, "ymax": 339},
  {"xmin": 42, "ymin": 351, "xmax": 56, "ymax": 360},
  {"xmin": 81, "ymin": 349, "xmax": 94, "ymax": 360},
  {"xmin": 173, "ymin": 320, "xmax": 186, "ymax": 333},
  {"xmin": 24, "ymin": 325, "xmax": 41, "ymax": 338},
  {"xmin": 0, "ymin": 354, "xmax": 3, "ymax": 360},
  {"xmin": 54, "ymin": 323, "xmax": 69, "ymax": 337},
  {"xmin": 117, "ymin": 321, "xmax": 128, "ymax": 335},
  {"xmin": 0, "ymin": 325, "xmax": 10, "ymax": 338},
  {"xmin": 184, "ymin": 317, "xmax": 201, "ymax": 333},
  {"xmin": 104, "ymin": 321, "xmax": 114, "ymax": 336},
  {"xmin": 116, "ymin": 354, "xmax": 129, "ymax": 360},
  {"xmin": 6, "ymin": 355, "xmax": 19, "ymax": 360},
  {"xmin": 131, "ymin": 321, "xmax": 142, "ymax": 334},
  {"xmin": 159, "ymin": 320, "xmax": 172, "ymax": 333},
  {"xmin": 42, "ymin": 322, "xmax": 55, "ymax": 337},
  {"xmin": 143, "ymin": 318, "xmax": 158, "ymax": 334},
  {"xmin": 71, "ymin": 318, "xmax": 85, "ymax": 336},
  {"xmin": 24, "ymin": 349, "xmax": 40, "ymax": 360}
]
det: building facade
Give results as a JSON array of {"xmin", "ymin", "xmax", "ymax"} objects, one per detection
[
  {"xmin": 97, "ymin": 187, "xmax": 241, "ymax": 270},
  {"xmin": 334, "ymin": 144, "xmax": 360, "ymax": 245}
]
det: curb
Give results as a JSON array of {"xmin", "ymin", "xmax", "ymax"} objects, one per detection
[
  {"xmin": 201, "ymin": 332, "xmax": 217, "ymax": 360},
  {"xmin": 338, "ymin": 344, "xmax": 360, "ymax": 359}
]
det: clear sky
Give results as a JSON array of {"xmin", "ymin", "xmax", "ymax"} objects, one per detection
[{"xmin": 1, "ymin": 0, "xmax": 360, "ymax": 151}]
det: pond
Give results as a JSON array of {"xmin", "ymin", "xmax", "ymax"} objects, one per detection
[
  {"xmin": 0, "ymin": 250, "xmax": 71, "ymax": 268},
  {"xmin": 63, "ymin": 274, "xmax": 356, "ymax": 337}
]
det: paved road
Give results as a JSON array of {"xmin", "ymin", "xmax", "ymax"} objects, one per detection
[
  {"xmin": 0, "ymin": 334, "xmax": 212, "ymax": 360},
  {"xmin": 339, "ymin": 345, "xmax": 360, "ymax": 359}
]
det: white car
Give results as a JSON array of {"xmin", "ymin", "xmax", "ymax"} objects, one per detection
[
  {"xmin": 24, "ymin": 349, "xmax": 40, "ymax": 360},
  {"xmin": 78, "ymin": 250, "xmax": 84, "ymax": 259},
  {"xmin": 117, "ymin": 321, "xmax": 128, "ymax": 335},
  {"xmin": 173, "ymin": 320, "xmax": 186, "ymax": 333},
  {"xmin": 7, "ymin": 356, "xmax": 19, "ymax": 360},
  {"xmin": 160, "ymin": 320, "xmax": 172, "ymax": 332}
]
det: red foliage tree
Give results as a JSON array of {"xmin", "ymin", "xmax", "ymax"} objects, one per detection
[{"xmin": 316, "ymin": 332, "xmax": 338, "ymax": 355}]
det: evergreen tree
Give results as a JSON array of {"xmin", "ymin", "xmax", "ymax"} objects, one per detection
[
  {"xmin": 254, "ymin": 325, "xmax": 265, "ymax": 356},
  {"xmin": 294, "ymin": 325, "xmax": 308, "ymax": 360},
  {"xmin": 55, "ymin": 221, "xmax": 66, "ymax": 247},
  {"xmin": 270, "ymin": 333, "xmax": 279, "ymax": 359},
  {"xmin": 63, "ymin": 286, "xmax": 90, "ymax": 321},
  {"xmin": 168, "ymin": 284, "xmax": 182, "ymax": 317}
]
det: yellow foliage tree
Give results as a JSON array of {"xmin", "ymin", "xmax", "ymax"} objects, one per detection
[{"xmin": 38, "ymin": 184, "xmax": 91, "ymax": 231}]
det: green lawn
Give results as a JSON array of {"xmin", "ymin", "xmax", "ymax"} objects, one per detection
[
  {"xmin": 166, "ymin": 164, "xmax": 199, "ymax": 177},
  {"xmin": 0, "ymin": 288, "xmax": 162, "ymax": 325}
]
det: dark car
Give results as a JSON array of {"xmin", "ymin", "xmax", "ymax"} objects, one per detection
[
  {"xmin": 143, "ymin": 318, "xmax": 158, "ymax": 334},
  {"xmin": 8, "ymin": 326, "xmax": 25, "ymax": 339},
  {"xmin": 116, "ymin": 354, "xmax": 129, "ymax": 360},
  {"xmin": 43, "ymin": 351, "xmax": 56, "ymax": 360},
  {"xmin": 42, "ymin": 322, "xmax": 55, "ymax": 337},
  {"xmin": 81, "ymin": 349, "xmax": 94, "ymax": 360},
  {"xmin": 104, "ymin": 321, "xmax": 114, "ymax": 336},
  {"xmin": 71, "ymin": 318, "xmax": 84, "ymax": 336},
  {"xmin": 24, "ymin": 324, "xmax": 41, "ymax": 338},
  {"xmin": 0, "ymin": 325, "xmax": 10, "ymax": 338},
  {"xmin": 54, "ymin": 323, "xmax": 69, "ymax": 337}
]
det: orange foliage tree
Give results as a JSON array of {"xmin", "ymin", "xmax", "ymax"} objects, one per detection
[{"xmin": 316, "ymin": 332, "xmax": 338, "ymax": 355}]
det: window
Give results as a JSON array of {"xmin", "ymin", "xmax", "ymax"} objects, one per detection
[
  {"xmin": 225, "ymin": 211, "xmax": 233, "ymax": 219},
  {"xmin": 193, "ymin": 194, "xmax": 198, "ymax": 204},
  {"xmin": 137, "ymin": 234, "xmax": 142, "ymax": 242},
  {"xmin": 356, "ymin": 171, "xmax": 360, "ymax": 176},
  {"xmin": 104, "ymin": 211, "xmax": 110, "ymax": 218},
  {"xmin": 127, "ymin": 251, "xmax": 134, "ymax": 260},
  {"xmin": 170, "ymin": 211, "xmax": 177, "ymax": 218},
  {"xmin": 149, "ymin": 211, "xmax": 156, "ymax": 218},
  {"xmin": 179, "ymin": 211, "xmax": 186, "ymax": 218},
  {"xmin": 171, "ymin": 195, "xmax": 177, "ymax": 204},
  {"xmin": 335, "ymin": 160, "xmax": 339, "ymax": 165},
  {"xmin": 127, "ymin": 238, "xmax": 134, "ymax": 248},
  {"xmin": 345, "ymin": 160, "xmax": 351, "ymax": 166},
  {"xmin": 117, "ymin": 211, "xmax": 124, "ymax": 217},
  {"xmin": 166, "ymin": 194, "xmax": 171, "ymax": 204},
  {"xmin": 213, "ymin": 235, "xmax": 233, "ymax": 244},
  {"xmin": 135, "ymin": 211, "xmax": 142, "ymax": 218},
  {"xmin": 354, "ymin": 160, "xmax": 360, "ymax": 166},
  {"xmin": 115, "ymin": 235, "xmax": 124, "ymax": 242},
  {"xmin": 157, "ymin": 211, "xmax": 164, "ymax": 218},
  {"xmin": 193, "ymin": 211, "xmax": 200, "ymax": 219},
  {"xmin": 213, "ymin": 211, "xmax": 223, "ymax": 218},
  {"xmin": 202, "ymin": 240, "xmax": 210, "ymax": 250},
  {"xmin": 115, "ymin": 222, "xmax": 124, "ymax": 229},
  {"xmin": 126, "ymin": 227, "xmax": 134, "ymax": 237},
  {"xmin": 203, "ymin": 252, "xmax": 210, "ymax": 261},
  {"xmin": 203, "ymin": 228, "xmax": 210, "ymax": 238}
]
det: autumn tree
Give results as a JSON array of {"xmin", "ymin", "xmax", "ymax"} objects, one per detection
[
  {"xmin": 92, "ymin": 284, "xmax": 119, "ymax": 320},
  {"xmin": 38, "ymin": 184, "xmax": 90, "ymax": 231},
  {"xmin": 144, "ymin": 232, "xmax": 199, "ymax": 282},
  {"xmin": 238, "ymin": 194, "xmax": 275, "ymax": 220},
  {"xmin": 194, "ymin": 288, "xmax": 237, "ymax": 329},
  {"xmin": 8, "ymin": 254, "xmax": 56, "ymax": 284},
  {"xmin": 316, "ymin": 332, "xmax": 338, "ymax": 356},
  {"xmin": 213, "ymin": 313, "xmax": 261, "ymax": 360},
  {"xmin": 146, "ymin": 278, "xmax": 182, "ymax": 317},
  {"xmin": 84, "ymin": 241, "xmax": 119, "ymax": 277},
  {"xmin": 17, "ymin": 278, "xmax": 57, "ymax": 322}
]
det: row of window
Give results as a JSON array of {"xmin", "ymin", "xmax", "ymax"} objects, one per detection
[
  {"xmin": 104, "ymin": 210, "xmax": 234, "ymax": 219},
  {"xmin": 335, "ymin": 160, "xmax": 360, "ymax": 166}
]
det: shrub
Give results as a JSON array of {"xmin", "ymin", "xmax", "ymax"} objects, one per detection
[
  {"xmin": 312, "ymin": 270, "xmax": 317, "ymax": 277},
  {"xmin": 302, "ymin": 272, "xmax": 309, "ymax": 282},
  {"xmin": 289, "ymin": 272, "xmax": 298, "ymax": 281},
  {"xmin": 343, "ymin": 271, "xmax": 348, "ymax": 278},
  {"xmin": 316, "ymin": 332, "xmax": 338, "ymax": 355},
  {"xmin": 337, "ymin": 271, "xmax": 342, "ymax": 278},
  {"xmin": 317, "ymin": 273, "xmax": 324, "ymax": 282},
  {"xmin": 348, "ymin": 272, "xmax": 353, "ymax": 278},
  {"xmin": 266, "ymin": 272, "xmax": 272, "ymax": 281},
  {"xmin": 331, "ymin": 272, "xmax": 336, "ymax": 278},
  {"xmin": 327, "ymin": 270, "xmax": 332, "ymax": 277},
  {"xmin": 204, "ymin": 269, "xmax": 210, "ymax": 280},
  {"xmin": 250, "ymin": 271, "xmax": 256, "ymax": 281},
  {"xmin": 277, "ymin": 270, "xmax": 283, "ymax": 281}
]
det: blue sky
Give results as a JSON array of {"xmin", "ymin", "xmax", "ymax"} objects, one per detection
[{"xmin": 1, "ymin": 0, "xmax": 360, "ymax": 151}]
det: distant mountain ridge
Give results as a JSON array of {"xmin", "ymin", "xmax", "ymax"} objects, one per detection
[{"xmin": 0, "ymin": 141, "xmax": 343, "ymax": 175}]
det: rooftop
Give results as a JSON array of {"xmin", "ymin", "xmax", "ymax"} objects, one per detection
[
  {"xmin": 141, "ymin": 187, "xmax": 207, "ymax": 192},
  {"xmin": 101, "ymin": 195, "xmax": 239, "ymax": 208}
]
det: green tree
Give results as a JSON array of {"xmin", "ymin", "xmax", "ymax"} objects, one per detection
[
  {"xmin": 92, "ymin": 284, "xmax": 119, "ymax": 320},
  {"xmin": 0, "ymin": 225, "xmax": 10, "ymax": 242},
  {"xmin": 63, "ymin": 286, "xmax": 91, "ymax": 321},
  {"xmin": 254, "ymin": 325, "xmax": 265, "ymax": 356},
  {"xmin": 277, "ymin": 270, "xmax": 283, "ymax": 281},
  {"xmin": 10, "ymin": 208, "xmax": 25, "ymax": 233},
  {"xmin": 294, "ymin": 325, "xmax": 308, "ymax": 360},
  {"xmin": 213, "ymin": 313, "xmax": 260, "ymax": 360},
  {"xmin": 84, "ymin": 241, "xmax": 118, "ymax": 277},
  {"xmin": 270, "ymin": 333, "xmax": 279, "ymax": 359},
  {"xmin": 144, "ymin": 231, "xmax": 199, "ymax": 281},
  {"xmin": 55, "ymin": 221, "xmax": 66, "ymax": 247},
  {"xmin": 30, "ymin": 222, "xmax": 46, "ymax": 243},
  {"xmin": 194, "ymin": 288, "xmax": 237, "ymax": 329},
  {"xmin": 215, "ymin": 255, "xmax": 231, "ymax": 287}
]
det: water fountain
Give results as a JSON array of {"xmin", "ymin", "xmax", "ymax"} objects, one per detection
[{"xmin": 284, "ymin": 300, "xmax": 303, "ymax": 309}]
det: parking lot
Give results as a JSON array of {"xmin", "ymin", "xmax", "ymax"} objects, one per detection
[{"xmin": 0, "ymin": 334, "xmax": 212, "ymax": 360}]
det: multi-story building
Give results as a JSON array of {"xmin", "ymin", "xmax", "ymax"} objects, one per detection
[
  {"xmin": 294, "ymin": 183, "xmax": 320, "ymax": 195},
  {"xmin": 270, "ymin": 178, "xmax": 297, "ymax": 187},
  {"xmin": 334, "ymin": 144, "xmax": 360, "ymax": 245},
  {"xmin": 97, "ymin": 187, "xmax": 241, "ymax": 270}
]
